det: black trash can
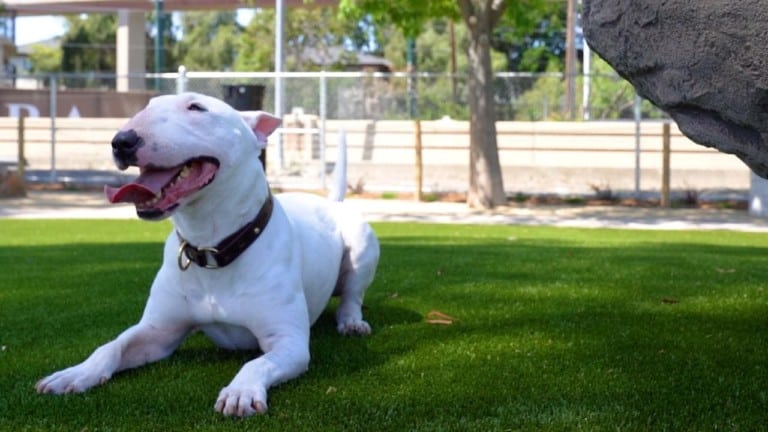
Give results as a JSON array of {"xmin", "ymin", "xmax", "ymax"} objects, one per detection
[{"xmin": 223, "ymin": 84, "xmax": 267, "ymax": 169}]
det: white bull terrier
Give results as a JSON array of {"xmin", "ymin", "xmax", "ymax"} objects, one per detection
[{"xmin": 35, "ymin": 92, "xmax": 380, "ymax": 417}]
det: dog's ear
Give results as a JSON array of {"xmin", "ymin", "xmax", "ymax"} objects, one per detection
[{"xmin": 241, "ymin": 111, "xmax": 282, "ymax": 149}]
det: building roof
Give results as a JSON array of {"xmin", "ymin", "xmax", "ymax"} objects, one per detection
[
  {"xmin": 303, "ymin": 47, "xmax": 393, "ymax": 72},
  {"xmin": 15, "ymin": 36, "xmax": 61, "ymax": 54}
]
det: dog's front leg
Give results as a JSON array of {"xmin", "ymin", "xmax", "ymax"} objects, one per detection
[
  {"xmin": 215, "ymin": 330, "xmax": 310, "ymax": 417},
  {"xmin": 36, "ymin": 322, "xmax": 189, "ymax": 394}
]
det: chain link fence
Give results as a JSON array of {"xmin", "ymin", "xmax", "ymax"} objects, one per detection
[
  {"xmin": 12, "ymin": 70, "xmax": 667, "ymax": 121},
  {"xmin": 174, "ymin": 70, "xmax": 668, "ymax": 121}
]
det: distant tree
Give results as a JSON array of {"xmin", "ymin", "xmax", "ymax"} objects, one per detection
[
  {"xmin": 60, "ymin": 14, "xmax": 116, "ymax": 75},
  {"xmin": 174, "ymin": 12, "xmax": 240, "ymax": 71},
  {"xmin": 492, "ymin": 2, "xmax": 565, "ymax": 72},
  {"xmin": 236, "ymin": 7, "xmax": 361, "ymax": 72},
  {"xmin": 234, "ymin": 9, "xmax": 273, "ymax": 72},
  {"xmin": 401, "ymin": 18, "xmax": 509, "ymax": 120},
  {"xmin": 27, "ymin": 44, "xmax": 62, "ymax": 74},
  {"xmin": 511, "ymin": 60, "xmax": 563, "ymax": 120},
  {"xmin": 146, "ymin": 9, "xmax": 178, "ymax": 73},
  {"xmin": 514, "ymin": 56, "xmax": 662, "ymax": 120},
  {"xmin": 56, "ymin": 12, "xmax": 178, "ymax": 84}
]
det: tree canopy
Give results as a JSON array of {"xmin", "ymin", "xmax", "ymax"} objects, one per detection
[
  {"xmin": 45, "ymin": 12, "xmax": 177, "ymax": 77},
  {"xmin": 174, "ymin": 12, "xmax": 240, "ymax": 71},
  {"xmin": 340, "ymin": 0, "xmax": 459, "ymax": 39},
  {"xmin": 235, "ymin": 6, "xmax": 376, "ymax": 72},
  {"xmin": 60, "ymin": 14, "xmax": 116, "ymax": 75},
  {"xmin": 27, "ymin": 44, "xmax": 62, "ymax": 74},
  {"xmin": 29, "ymin": 3, "xmax": 568, "ymax": 79}
]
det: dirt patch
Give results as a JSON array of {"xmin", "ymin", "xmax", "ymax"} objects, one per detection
[
  {"xmin": 0, "ymin": 173, "xmax": 26, "ymax": 198},
  {"xmin": 347, "ymin": 190, "xmax": 748, "ymax": 210}
]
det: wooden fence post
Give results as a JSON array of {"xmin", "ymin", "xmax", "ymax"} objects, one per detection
[
  {"xmin": 17, "ymin": 114, "xmax": 25, "ymax": 180},
  {"xmin": 661, "ymin": 122, "xmax": 671, "ymax": 207},
  {"xmin": 414, "ymin": 119, "xmax": 423, "ymax": 201},
  {"xmin": 12, "ymin": 114, "xmax": 27, "ymax": 197}
]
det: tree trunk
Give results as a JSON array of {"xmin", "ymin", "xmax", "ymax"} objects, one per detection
[{"xmin": 459, "ymin": 0, "xmax": 507, "ymax": 209}]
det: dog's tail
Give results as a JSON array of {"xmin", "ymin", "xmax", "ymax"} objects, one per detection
[{"xmin": 328, "ymin": 129, "xmax": 347, "ymax": 202}]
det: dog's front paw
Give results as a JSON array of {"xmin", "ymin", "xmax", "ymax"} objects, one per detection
[
  {"xmin": 337, "ymin": 319, "xmax": 371, "ymax": 336},
  {"xmin": 214, "ymin": 384, "xmax": 268, "ymax": 417},
  {"xmin": 36, "ymin": 364, "xmax": 110, "ymax": 394}
]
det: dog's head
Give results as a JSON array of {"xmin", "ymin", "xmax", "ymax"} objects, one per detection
[{"xmin": 105, "ymin": 92, "xmax": 280, "ymax": 220}]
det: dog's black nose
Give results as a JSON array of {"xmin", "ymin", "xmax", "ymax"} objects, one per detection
[
  {"xmin": 111, "ymin": 129, "xmax": 143, "ymax": 168},
  {"xmin": 112, "ymin": 129, "xmax": 142, "ymax": 152}
]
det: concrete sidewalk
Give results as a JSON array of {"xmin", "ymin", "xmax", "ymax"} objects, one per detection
[{"xmin": 2, "ymin": 190, "xmax": 768, "ymax": 232}]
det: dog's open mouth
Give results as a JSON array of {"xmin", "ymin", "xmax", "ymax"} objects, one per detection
[{"xmin": 105, "ymin": 157, "xmax": 219, "ymax": 218}]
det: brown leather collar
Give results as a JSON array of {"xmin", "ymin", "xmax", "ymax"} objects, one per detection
[{"xmin": 176, "ymin": 194, "xmax": 274, "ymax": 270}]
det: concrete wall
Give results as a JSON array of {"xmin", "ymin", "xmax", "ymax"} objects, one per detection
[
  {"xmin": 0, "ymin": 117, "xmax": 750, "ymax": 195},
  {"xmin": 277, "ymin": 119, "xmax": 749, "ymax": 194}
]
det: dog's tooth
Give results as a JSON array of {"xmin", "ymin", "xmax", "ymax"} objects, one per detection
[
  {"xmin": 142, "ymin": 195, "xmax": 160, "ymax": 207},
  {"xmin": 178, "ymin": 165, "xmax": 191, "ymax": 179}
]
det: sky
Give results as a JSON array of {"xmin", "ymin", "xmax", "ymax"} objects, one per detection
[
  {"xmin": 14, "ymin": 10, "xmax": 256, "ymax": 46},
  {"xmin": 15, "ymin": 15, "xmax": 67, "ymax": 45}
]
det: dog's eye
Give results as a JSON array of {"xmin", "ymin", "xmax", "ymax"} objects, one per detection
[{"xmin": 187, "ymin": 102, "xmax": 208, "ymax": 112}]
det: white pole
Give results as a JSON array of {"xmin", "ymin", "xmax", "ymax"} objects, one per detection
[
  {"xmin": 319, "ymin": 71, "xmax": 327, "ymax": 189},
  {"xmin": 274, "ymin": 0, "xmax": 285, "ymax": 170},
  {"xmin": 327, "ymin": 129, "xmax": 346, "ymax": 202},
  {"xmin": 49, "ymin": 75, "xmax": 57, "ymax": 182},
  {"xmin": 582, "ymin": 41, "xmax": 591, "ymax": 120},
  {"xmin": 176, "ymin": 65, "xmax": 187, "ymax": 94}
]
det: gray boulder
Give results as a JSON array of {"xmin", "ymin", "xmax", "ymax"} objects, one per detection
[{"xmin": 582, "ymin": 0, "xmax": 768, "ymax": 177}]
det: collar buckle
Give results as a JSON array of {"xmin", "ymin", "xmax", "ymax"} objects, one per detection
[
  {"xmin": 177, "ymin": 241, "xmax": 221, "ymax": 271},
  {"xmin": 175, "ymin": 193, "xmax": 273, "ymax": 271},
  {"xmin": 197, "ymin": 247, "xmax": 221, "ymax": 270},
  {"xmin": 177, "ymin": 240, "xmax": 192, "ymax": 271}
]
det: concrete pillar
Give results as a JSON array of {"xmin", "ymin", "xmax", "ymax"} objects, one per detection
[
  {"xmin": 749, "ymin": 172, "xmax": 768, "ymax": 217},
  {"xmin": 116, "ymin": 10, "xmax": 146, "ymax": 92}
]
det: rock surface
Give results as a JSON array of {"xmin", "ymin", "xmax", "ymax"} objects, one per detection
[{"xmin": 583, "ymin": 0, "xmax": 768, "ymax": 177}]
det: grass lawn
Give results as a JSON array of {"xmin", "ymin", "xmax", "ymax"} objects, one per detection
[{"xmin": 0, "ymin": 219, "xmax": 766, "ymax": 431}]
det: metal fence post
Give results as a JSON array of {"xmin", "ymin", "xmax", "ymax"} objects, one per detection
[
  {"xmin": 633, "ymin": 93, "xmax": 642, "ymax": 198},
  {"xmin": 319, "ymin": 71, "xmax": 327, "ymax": 189},
  {"xmin": 661, "ymin": 122, "xmax": 671, "ymax": 207},
  {"xmin": 274, "ymin": 0, "xmax": 285, "ymax": 170},
  {"xmin": 17, "ymin": 113, "xmax": 26, "ymax": 192},
  {"xmin": 154, "ymin": 0, "xmax": 164, "ymax": 91},
  {"xmin": 176, "ymin": 65, "xmax": 187, "ymax": 94}
]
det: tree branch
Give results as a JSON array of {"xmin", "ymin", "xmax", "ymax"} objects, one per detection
[
  {"xmin": 458, "ymin": 0, "xmax": 508, "ymax": 31},
  {"xmin": 488, "ymin": 0, "xmax": 509, "ymax": 29},
  {"xmin": 457, "ymin": 0, "xmax": 475, "ymax": 29}
]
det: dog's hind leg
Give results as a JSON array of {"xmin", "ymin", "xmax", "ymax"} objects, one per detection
[{"xmin": 335, "ymin": 222, "xmax": 380, "ymax": 336}]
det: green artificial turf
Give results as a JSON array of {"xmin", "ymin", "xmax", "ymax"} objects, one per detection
[{"xmin": 0, "ymin": 219, "xmax": 766, "ymax": 431}]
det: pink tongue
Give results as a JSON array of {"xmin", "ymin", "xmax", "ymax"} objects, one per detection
[{"xmin": 105, "ymin": 166, "xmax": 183, "ymax": 204}]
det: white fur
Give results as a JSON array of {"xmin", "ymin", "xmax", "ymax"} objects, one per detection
[{"xmin": 35, "ymin": 93, "xmax": 380, "ymax": 418}]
